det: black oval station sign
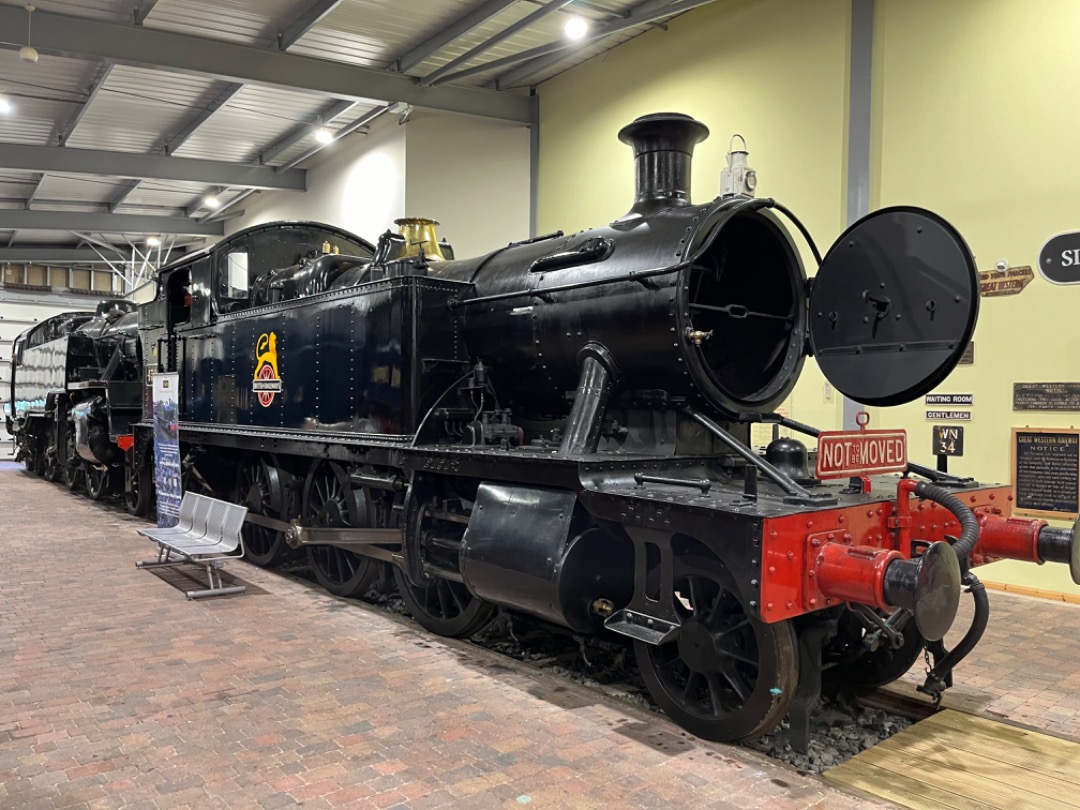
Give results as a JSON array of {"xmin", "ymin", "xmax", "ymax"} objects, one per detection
[{"xmin": 1039, "ymin": 230, "xmax": 1080, "ymax": 284}]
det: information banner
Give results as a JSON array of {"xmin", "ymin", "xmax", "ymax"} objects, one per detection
[
  {"xmin": 1011, "ymin": 428, "xmax": 1080, "ymax": 519},
  {"xmin": 152, "ymin": 372, "xmax": 181, "ymax": 528}
]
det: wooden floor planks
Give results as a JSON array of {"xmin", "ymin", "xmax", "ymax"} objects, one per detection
[{"xmin": 825, "ymin": 710, "xmax": 1080, "ymax": 810}]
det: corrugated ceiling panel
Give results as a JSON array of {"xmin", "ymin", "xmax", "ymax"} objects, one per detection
[
  {"xmin": 181, "ymin": 187, "xmax": 249, "ymax": 218},
  {"xmin": 4, "ymin": 230, "xmax": 75, "ymax": 244},
  {"xmin": 0, "ymin": 53, "xmax": 97, "ymax": 145},
  {"xmin": 35, "ymin": 175, "xmax": 125, "ymax": 205},
  {"xmin": 0, "ymin": 178, "xmax": 34, "ymax": 203},
  {"xmin": 171, "ymin": 84, "xmax": 330, "ymax": 163},
  {"xmin": 120, "ymin": 180, "xmax": 210, "ymax": 212},
  {"xmin": 260, "ymin": 103, "xmax": 380, "ymax": 168},
  {"xmin": 29, "ymin": 0, "xmax": 130, "ymax": 21},
  {"xmin": 405, "ymin": 0, "xmax": 660, "ymax": 88},
  {"xmin": 286, "ymin": 0, "xmax": 657, "ymax": 87},
  {"xmin": 288, "ymin": 0, "xmax": 479, "ymax": 68},
  {"xmin": 146, "ymin": 0, "xmax": 316, "ymax": 46},
  {"xmin": 64, "ymin": 65, "xmax": 218, "ymax": 153}
]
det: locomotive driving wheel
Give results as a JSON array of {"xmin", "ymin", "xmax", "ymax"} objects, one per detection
[
  {"xmin": 126, "ymin": 462, "xmax": 152, "ymax": 517},
  {"xmin": 62, "ymin": 419, "xmax": 83, "ymax": 492},
  {"xmin": 393, "ymin": 565, "xmax": 495, "ymax": 638},
  {"xmin": 303, "ymin": 461, "xmax": 379, "ymax": 597},
  {"xmin": 63, "ymin": 459, "xmax": 84, "ymax": 492},
  {"xmin": 392, "ymin": 489, "xmax": 495, "ymax": 638},
  {"xmin": 237, "ymin": 455, "xmax": 292, "ymax": 568},
  {"xmin": 823, "ymin": 608, "xmax": 925, "ymax": 691},
  {"xmin": 85, "ymin": 465, "xmax": 112, "ymax": 501},
  {"xmin": 43, "ymin": 445, "xmax": 62, "ymax": 483},
  {"xmin": 635, "ymin": 555, "xmax": 798, "ymax": 742}
]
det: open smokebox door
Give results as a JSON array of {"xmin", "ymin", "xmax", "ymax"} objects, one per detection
[{"xmin": 808, "ymin": 206, "xmax": 979, "ymax": 406}]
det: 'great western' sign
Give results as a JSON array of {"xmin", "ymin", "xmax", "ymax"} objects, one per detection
[
  {"xmin": 1039, "ymin": 231, "xmax": 1080, "ymax": 284},
  {"xmin": 815, "ymin": 429, "xmax": 908, "ymax": 479}
]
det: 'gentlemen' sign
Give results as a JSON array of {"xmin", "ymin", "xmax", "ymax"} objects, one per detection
[{"xmin": 1039, "ymin": 231, "xmax": 1080, "ymax": 284}]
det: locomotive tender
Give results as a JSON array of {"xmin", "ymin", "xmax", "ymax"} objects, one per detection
[{"xmin": 10, "ymin": 113, "xmax": 1080, "ymax": 748}]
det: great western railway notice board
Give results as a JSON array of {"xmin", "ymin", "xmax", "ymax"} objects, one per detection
[{"xmin": 1012, "ymin": 428, "xmax": 1080, "ymax": 519}]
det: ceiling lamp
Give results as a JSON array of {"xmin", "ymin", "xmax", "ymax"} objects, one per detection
[
  {"xmin": 204, "ymin": 193, "xmax": 221, "ymax": 209},
  {"xmin": 564, "ymin": 15, "xmax": 588, "ymax": 40},
  {"xmin": 20, "ymin": 4, "xmax": 39, "ymax": 64},
  {"xmin": 314, "ymin": 126, "xmax": 333, "ymax": 145},
  {"xmin": 146, "ymin": 236, "xmax": 161, "ymax": 247},
  {"xmin": 0, "ymin": 96, "xmax": 12, "ymax": 114}
]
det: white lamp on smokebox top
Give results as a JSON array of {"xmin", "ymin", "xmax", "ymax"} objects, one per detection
[{"xmin": 564, "ymin": 15, "xmax": 589, "ymax": 40}]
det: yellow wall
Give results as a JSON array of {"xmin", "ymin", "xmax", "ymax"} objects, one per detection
[
  {"xmin": 868, "ymin": 0, "xmax": 1080, "ymax": 482},
  {"xmin": 537, "ymin": 0, "xmax": 851, "ymax": 438},
  {"xmin": 867, "ymin": 0, "xmax": 1080, "ymax": 591},
  {"xmin": 538, "ymin": 0, "xmax": 1080, "ymax": 593}
]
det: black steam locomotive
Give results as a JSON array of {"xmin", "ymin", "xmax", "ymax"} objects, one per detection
[{"xmin": 10, "ymin": 113, "xmax": 1079, "ymax": 748}]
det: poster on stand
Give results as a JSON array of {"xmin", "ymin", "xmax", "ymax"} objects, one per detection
[{"xmin": 152, "ymin": 372, "xmax": 181, "ymax": 528}]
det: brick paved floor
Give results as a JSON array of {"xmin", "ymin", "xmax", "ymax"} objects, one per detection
[
  {"xmin": 897, "ymin": 581, "xmax": 1080, "ymax": 741},
  {"xmin": 0, "ymin": 462, "xmax": 887, "ymax": 810}
]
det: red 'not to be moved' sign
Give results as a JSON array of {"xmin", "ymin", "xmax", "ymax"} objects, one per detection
[{"xmin": 815, "ymin": 429, "xmax": 908, "ymax": 479}]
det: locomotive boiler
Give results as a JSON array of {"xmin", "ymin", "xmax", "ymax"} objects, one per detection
[{"xmin": 12, "ymin": 112, "xmax": 1080, "ymax": 750}]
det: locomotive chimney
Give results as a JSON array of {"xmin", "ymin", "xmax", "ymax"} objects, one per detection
[{"xmin": 617, "ymin": 112, "xmax": 710, "ymax": 221}]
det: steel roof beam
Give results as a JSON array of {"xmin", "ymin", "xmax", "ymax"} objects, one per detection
[
  {"xmin": 258, "ymin": 99, "xmax": 355, "ymax": 165},
  {"xmin": 0, "ymin": 247, "xmax": 124, "ymax": 263},
  {"xmin": 487, "ymin": 0, "xmax": 715, "ymax": 88},
  {"xmin": 56, "ymin": 63, "xmax": 115, "ymax": 147},
  {"xmin": 106, "ymin": 179, "xmax": 146, "ymax": 213},
  {"xmin": 0, "ymin": 143, "xmax": 306, "ymax": 190},
  {"xmin": 133, "ymin": 0, "xmax": 161, "ymax": 25},
  {"xmin": 25, "ymin": 173, "xmax": 47, "ymax": 209},
  {"xmin": 278, "ymin": 0, "xmax": 345, "ymax": 50},
  {"xmin": 165, "ymin": 82, "xmax": 244, "ymax": 155},
  {"xmin": 0, "ymin": 5, "xmax": 535, "ymax": 124},
  {"xmin": 395, "ymin": 0, "xmax": 520, "ymax": 74},
  {"xmin": 0, "ymin": 209, "xmax": 223, "ymax": 236}
]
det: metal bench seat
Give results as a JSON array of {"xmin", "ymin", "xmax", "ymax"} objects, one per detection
[
  {"xmin": 136, "ymin": 492, "xmax": 248, "ymax": 599},
  {"xmin": 137, "ymin": 492, "xmax": 212, "ymax": 541}
]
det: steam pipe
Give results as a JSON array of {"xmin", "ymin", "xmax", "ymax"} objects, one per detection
[
  {"xmin": 556, "ymin": 345, "xmax": 617, "ymax": 457},
  {"xmin": 913, "ymin": 481, "xmax": 980, "ymax": 561},
  {"xmin": 683, "ymin": 408, "xmax": 826, "ymax": 502}
]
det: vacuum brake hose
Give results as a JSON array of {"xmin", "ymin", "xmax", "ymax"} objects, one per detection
[{"xmin": 913, "ymin": 481, "xmax": 980, "ymax": 562}]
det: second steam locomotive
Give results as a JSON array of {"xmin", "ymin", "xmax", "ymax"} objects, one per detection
[{"xmin": 9, "ymin": 113, "xmax": 1079, "ymax": 748}]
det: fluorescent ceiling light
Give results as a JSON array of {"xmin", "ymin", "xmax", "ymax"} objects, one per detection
[
  {"xmin": 204, "ymin": 194, "xmax": 221, "ymax": 209},
  {"xmin": 564, "ymin": 15, "xmax": 588, "ymax": 40},
  {"xmin": 0, "ymin": 96, "xmax": 11, "ymax": 114},
  {"xmin": 315, "ymin": 126, "xmax": 334, "ymax": 144}
]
